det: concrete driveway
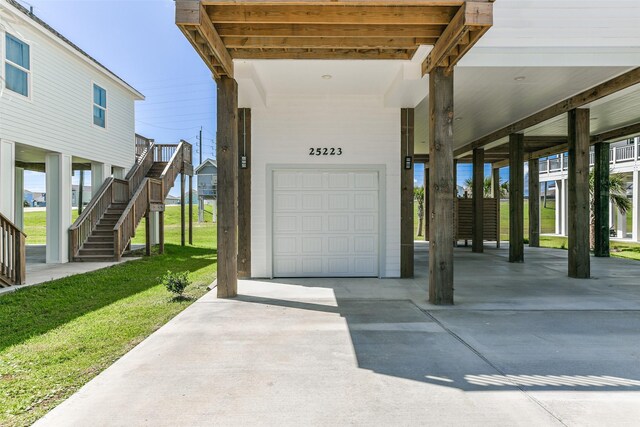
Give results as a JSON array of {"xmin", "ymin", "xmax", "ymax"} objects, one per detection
[{"xmin": 36, "ymin": 243, "xmax": 640, "ymax": 426}]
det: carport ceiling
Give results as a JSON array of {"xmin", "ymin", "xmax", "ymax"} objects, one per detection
[{"xmin": 176, "ymin": 0, "xmax": 493, "ymax": 79}]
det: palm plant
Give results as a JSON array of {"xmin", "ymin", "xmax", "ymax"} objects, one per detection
[
  {"xmin": 463, "ymin": 176, "xmax": 499, "ymax": 198},
  {"xmin": 415, "ymin": 186, "xmax": 425, "ymax": 237},
  {"xmin": 589, "ymin": 170, "xmax": 631, "ymax": 249}
]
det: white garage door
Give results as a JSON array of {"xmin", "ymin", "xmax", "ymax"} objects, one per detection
[{"xmin": 272, "ymin": 170, "xmax": 379, "ymax": 278}]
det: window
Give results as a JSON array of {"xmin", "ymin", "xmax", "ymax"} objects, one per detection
[
  {"xmin": 93, "ymin": 84, "xmax": 106, "ymax": 128},
  {"xmin": 4, "ymin": 33, "xmax": 30, "ymax": 97}
]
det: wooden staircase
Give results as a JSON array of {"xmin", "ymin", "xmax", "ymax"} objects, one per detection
[{"xmin": 69, "ymin": 139, "xmax": 192, "ymax": 262}]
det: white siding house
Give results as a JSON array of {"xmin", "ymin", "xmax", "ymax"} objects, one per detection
[{"xmin": 0, "ymin": 0, "xmax": 143, "ymax": 263}]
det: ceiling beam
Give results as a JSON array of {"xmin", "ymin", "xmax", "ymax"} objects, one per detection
[
  {"xmin": 202, "ymin": 1, "xmax": 479, "ymax": 5},
  {"xmin": 176, "ymin": 0, "xmax": 234, "ymax": 79},
  {"xmin": 422, "ymin": 1, "xmax": 492, "ymax": 76},
  {"xmin": 216, "ymin": 23, "xmax": 445, "ymax": 38},
  {"xmin": 591, "ymin": 121, "xmax": 640, "ymax": 144},
  {"xmin": 231, "ymin": 48, "xmax": 414, "ymax": 60},
  {"xmin": 208, "ymin": 5, "xmax": 458, "ymax": 25},
  {"xmin": 454, "ymin": 67, "xmax": 640, "ymax": 158},
  {"xmin": 223, "ymin": 36, "xmax": 437, "ymax": 49}
]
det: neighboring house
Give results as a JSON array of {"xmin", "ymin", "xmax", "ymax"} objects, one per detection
[
  {"xmin": 539, "ymin": 138, "xmax": 640, "ymax": 238},
  {"xmin": 0, "ymin": 0, "xmax": 144, "ymax": 263},
  {"xmin": 165, "ymin": 195, "xmax": 181, "ymax": 205},
  {"xmin": 195, "ymin": 159, "xmax": 217, "ymax": 222},
  {"xmin": 31, "ymin": 191, "xmax": 46, "ymax": 207},
  {"xmin": 23, "ymin": 189, "xmax": 33, "ymax": 206}
]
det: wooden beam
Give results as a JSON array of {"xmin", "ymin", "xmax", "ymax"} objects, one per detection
[
  {"xmin": 472, "ymin": 148, "xmax": 484, "ymax": 253},
  {"xmin": 509, "ymin": 134, "xmax": 524, "ymax": 263},
  {"xmin": 208, "ymin": 5, "xmax": 458, "ymax": 25},
  {"xmin": 203, "ymin": 1, "xmax": 491, "ymax": 6},
  {"xmin": 189, "ymin": 175, "xmax": 193, "ymax": 245},
  {"xmin": 181, "ymin": 173, "xmax": 186, "ymax": 247},
  {"xmin": 528, "ymin": 158, "xmax": 540, "ymax": 247},
  {"xmin": 176, "ymin": 1, "xmax": 234, "ymax": 79},
  {"xmin": 455, "ymin": 68, "xmax": 640, "ymax": 157},
  {"xmin": 492, "ymin": 167, "xmax": 500, "ymax": 249},
  {"xmin": 231, "ymin": 48, "xmax": 413, "ymax": 60},
  {"xmin": 401, "ymin": 108, "xmax": 415, "ymax": 278},
  {"xmin": 223, "ymin": 36, "xmax": 437, "ymax": 49},
  {"xmin": 591, "ymin": 121, "xmax": 640, "ymax": 144},
  {"xmin": 593, "ymin": 142, "xmax": 610, "ymax": 257},
  {"xmin": 216, "ymin": 23, "xmax": 445, "ymax": 38},
  {"xmin": 422, "ymin": 2, "xmax": 492, "ymax": 75},
  {"xmin": 217, "ymin": 76, "xmax": 239, "ymax": 298},
  {"xmin": 428, "ymin": 67, "xmax": 455, "ymax": 305},
  {"xmin": 238, "ymin": 108, "xmax": 252, "ymax": 279},
  {"xmin": 567, "ymin": 109, "xmax": 591, "ymax": 279}
]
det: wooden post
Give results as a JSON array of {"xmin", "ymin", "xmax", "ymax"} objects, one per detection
[
  {"xmin": 593, "ymin": 142, "xmax": 610, "ymax": 257},
  {"xmin": 238, "ymin": 108, "xmax": 252, "ymax": 278},
  {"xmin": 492, "ymin": 167, "xmax": 501, "ymax": 249},
  {"xmin": 568, "ymin": 109, "xmax": 591, "ymax": 278},
  {"xmin": 159, "ymin": 211, "xmax": 165, "ymax": 254},
  {"xmin": 145, "ymin": 212, "xmax": 151, "ymax": 256},
  {"xmin": 216, "ymin": 76, "xmax": 239, "ymax": 298},
  {"xmin": 424, "ymin": 167, "xmax": 429, "ymax": 241},
  {"xmin": 428, "ymin": 67, "xmax": 454, "ymax": 305},
  {"xmin": 78, "ymin": 170, "xmax": 84, "ymax": 215},
  {"xmin": 189, "ymin": 174, "xmax": 193, "ymax": 245},
  {"xmin": 528, "ymin": 158, "xmax": 540, "ymax": 247},
  {"xmin": 401, "ymin": 108, "xmax": 415, "ymax": 278},
  {"xmin": 453, "ymin": 159, "xmax": 458, "ymax": 247},
  {"xmin": 509, "ymin": 134, "xmax": 524, "ymax": 263},
  {"xmin": 472, "ymin": 148, "xmax": 484, "ymax": 253},
  {"xmin": 180, "ymin": 173, "xmax": 185, "ymax": 247}
]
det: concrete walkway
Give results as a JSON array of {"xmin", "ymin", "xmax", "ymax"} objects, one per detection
[
  {"xmin": 37, "ymin": 243, "xmax": 640, "ymax": 426},
  {"xmin": 0, "ymin": 245, "xmax": 141, "ymax": 295}
]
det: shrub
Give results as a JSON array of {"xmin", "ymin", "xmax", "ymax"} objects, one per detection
[{"xmin": 161, "ymin": 270, "xmax": 191, "ymax": 297}]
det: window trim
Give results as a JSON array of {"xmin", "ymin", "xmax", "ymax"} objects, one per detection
[
  {"xmin": 92, "ymin": 82, "xmax": 107, "ymax": 129},
  {"xmin": 3, "ymin": 31, "xmax": 32, "ymax": 99}
]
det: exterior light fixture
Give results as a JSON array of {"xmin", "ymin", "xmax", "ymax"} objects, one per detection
[{"xmin": 404, "ymin": 156, "xmax": 413, "ymax": 170}]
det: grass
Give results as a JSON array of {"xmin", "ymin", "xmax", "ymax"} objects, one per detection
[
  {"xmin": 1, "ymin": 209, "xmax": 217, "ymax": 427},
  {"xmin": 414, "ymin": 199, "xmax": 640, "ymax": 262}
]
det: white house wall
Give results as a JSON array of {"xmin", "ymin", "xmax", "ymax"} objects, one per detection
[
  {"xmin": 0, "ymin": 10, "xmax": 137, "ymax": 170},
  {"xmin": 251, "ymin": 95, "xmax": 401, "ymax": 278}
]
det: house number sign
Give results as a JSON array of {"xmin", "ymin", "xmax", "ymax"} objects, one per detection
[{"xmin": 309, "ymin": 147, "xmax": 343, "ymax": 156}]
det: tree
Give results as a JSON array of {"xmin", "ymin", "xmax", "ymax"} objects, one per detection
[
  {"xmin": 463, "ymin": 176, "xmax": 498, "ymax": 198},
  {"xmin": 414, "ymin": 186, "xmax": 425, "ymax": 237},
  {"xmin": 589, "ymin": 170, "xmax": 631, "ymax": 249}
]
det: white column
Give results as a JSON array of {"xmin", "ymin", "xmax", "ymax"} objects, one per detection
[
  {"xmin": 46, "ymin": 153, "xmax": 72, "ymax": 264},
  {"xmin": 633, "ymin": 169, "xmax": 639, "ymax": 242},
  {"xmin": 617, "ymin": 209, "xmax": 628, "ymax": 239},
  {"xmin": 149, "ymin": 212, "xmax": 159, "ymax": 245},
  {"xmin": 112, "ymin": 166, "xmax": 125, "ymax": 180},
  {"xmin": 0, "ymin": 140, "xmax": 16, "ymax": 221},
  {"xmin": 14, "ymin": 167, "xmax": 24, "ymax": 230},
  {"xmin": 609, "ymin": 200, "xmax": 615, "ymax": 229},
  {"xmin": 555, "ymin": 180, "xmax": 562, "ymax": 235},
  {"xmin": 91, "ymin": 162, "xmax": 112, "ymax": 196}
]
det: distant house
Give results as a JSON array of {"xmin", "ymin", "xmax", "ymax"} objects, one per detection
[
  {"xmin": 165, "ymin": 195, "xmax": 181, "ymax": 205},
  {"xmin": 32, "ymin": 192, "xmax": 46, "ymax": 207},
  {"xmin": 71, "ymin": 185, "xmax": 92, "ymax": 208},
  {"xmin": 195, "ymin": 159, "xmax": 217, "ymax": 199}
]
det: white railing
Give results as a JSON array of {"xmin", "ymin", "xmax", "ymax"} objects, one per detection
[{"xmin": 539, "ymin": 138, "xmax": 638, "ymax": 176}]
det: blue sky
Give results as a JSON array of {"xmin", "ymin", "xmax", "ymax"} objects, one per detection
[
  {"xmin": 20, "ymin": 0, "xmax": 514, "ymax": 194},
  {"xmin": 22, "ymin": 0, "xmax": 215, "ymax": 192}
]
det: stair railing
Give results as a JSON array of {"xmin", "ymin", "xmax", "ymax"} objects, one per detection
[
  {"xmin": 0, "ymin": 212, "xmax": 26, "ymax": 287},
  {"xmin": 112, "ymin": 141, "xmax": 192, "ymax": 260}
]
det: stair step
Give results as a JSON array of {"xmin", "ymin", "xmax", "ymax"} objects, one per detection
[
  {"xmin": 74, "ymin": 255, "xmax": 117, "ymax": 262},
  {"xmin": 92, "ymin": 230, "xmax": 114, "ymax": 236},
  {"xmin": 79, "ymin": 248, "xmax": 116, "ymax": 256},
  {"xmin": 83, "ymin": 242, "xmax": 114, "ymax": 250}
]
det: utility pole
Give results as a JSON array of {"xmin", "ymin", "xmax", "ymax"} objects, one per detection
[{"xmin": 199, "ymin": 126, "xmax": 203, "ymax": 165}]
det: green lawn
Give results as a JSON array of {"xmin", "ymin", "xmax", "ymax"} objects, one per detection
[
  {"xmin": 414, "ymin": 199, "xmax": 640, "ymax": 261},
  {"xmin": 1, "ymin": 209, "xmax": 217, "ymax": 427}
]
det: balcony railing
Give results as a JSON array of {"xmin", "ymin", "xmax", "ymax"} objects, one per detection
[{"xmin": 540, "ymin": 139, "xmax": 638, "ymax": 175}]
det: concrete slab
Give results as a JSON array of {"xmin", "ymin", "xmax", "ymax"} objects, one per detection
[{"xmin": 36, "ymin": 244, "xmax": 640, "ymax": 426}]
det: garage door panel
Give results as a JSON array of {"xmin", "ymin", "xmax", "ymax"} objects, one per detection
[{"xmin": 273, "ymin": 170, "xmax": 379, "ymax": 278}]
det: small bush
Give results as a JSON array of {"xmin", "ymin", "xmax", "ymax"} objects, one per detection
[{"xmin": 161, "ymin": 270, "xmax": 191, "ymax": 297}]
